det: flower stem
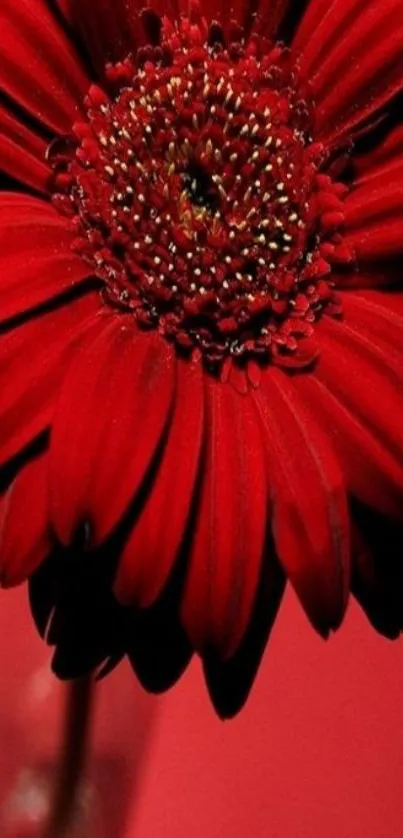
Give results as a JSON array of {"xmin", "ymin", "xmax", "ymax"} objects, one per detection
[{"xmin": 44, "ymin": 676, "xmax": 94, "ymax": 838}]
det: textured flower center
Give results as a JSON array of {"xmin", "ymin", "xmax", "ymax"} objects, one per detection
[{"xmin": 50, "ymin": 7, "xmax": 351, "ymax": 370}]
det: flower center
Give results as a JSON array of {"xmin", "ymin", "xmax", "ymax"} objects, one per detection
[{"xmin": 50, "ymin": 6, "xmax": 352, "ymax": 370}]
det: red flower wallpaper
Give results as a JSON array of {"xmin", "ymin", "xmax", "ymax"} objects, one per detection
[
  {"xmin": 1, "ymin": 0, "xmax": 403, "ymax": 720},
  {"xmin": 0, "ymin": 0, "xmax": 402, "ymax": 833}
]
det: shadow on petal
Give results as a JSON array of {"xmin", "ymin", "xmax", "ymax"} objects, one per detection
[{"xmin": 203, "ymin": 544, "xmax": 285, "ymax": 720}]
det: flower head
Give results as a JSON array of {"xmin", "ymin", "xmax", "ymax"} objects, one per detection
[{"xmin": 0, "ymin": 0, "xmax": 402, "ymax": 717}]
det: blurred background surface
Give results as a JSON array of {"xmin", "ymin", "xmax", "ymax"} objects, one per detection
[{"xmin": 1, "ymin": 586, "xmax": 402, "ymax": 838}]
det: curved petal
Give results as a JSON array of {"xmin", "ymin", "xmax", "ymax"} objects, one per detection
[
  {"xmin": 57, "ymin": 0, "xmax": 183, "ymax": 25},
  {"xmin": 254, "ymin": 369, "xmax": 350, "ymax": 635},
  {"xmin": 293, "ymin": 0, "xmax": 403, "ymax": 144},
  {"xmin": 181, "ymin": 378, "xmax": 268, "ymax": 660},
  {"xmin": 249, "ymin": 0, "xmax": 293, "ymax": 38},
  {"xmin": 314, "ymin": 313, "xmax": 403, "ymax": 474},
  {"xmin": 55, "ymin": 0, "xmax": 284, "ymax": 65},
  {"xmin": 292, "ymin": 0, "xmax": 335, "ymax": 56},
  {"xmin": 363, "ymin": 289, "xmax": 403, "ymax": 316},
  {"xmin": 56, "ymin": 0, "xmax": 145, "ymax": 72},
  {"xmin": 0, "ymin": 194, "xmax": 93, "ymax": 323},
  {"xmin": 352, "ymin": 509, "xmax": 403, "ymax": 639},
  {"xmin": 178, "ymin": 0, "xmax": 292, "ymax": 35},
  {"xmin": 203, "ymin": 550, "xmax": 285, "ymax": 719},
  {"xmin": 127, "ymin": 601, "xmax": 193, "ymax": 694},
  {"xmin": 344, "ymin": 175, "xmax": 403, "ymax": 230},
  {"xmin": 303, "ymin": 308, "xmax": 403, "ymax": 514},
  {"xmin": 114, "ymin": 358, "xmax": 204, "ymax": 608},
  {"xmin": 352, "ymin": 124, "xmax": 403, "ymax": 187},
  {"xmin": 294, "ymin": 374, "xmax": 403, "ymax": 521},
  {"xmin": 0, "ymin": 0, "xmax": 89, "ymax": 133},
  {"xmin": 29, "ymin": 532, "xmax": 192, "ymax": 685},
  {"xmin": 343, "ymin": 163, "xmax": 403, "ymax": 259},
  {"xmin": 29, "ymin": 545, "xmax": 127, "ymax": 679},
  {"xmin": 0, "ymin": 454, "xmax": 51, "ymax": 587},
  {"xmin": 340, "ymin": 291, "xmax": 403, "ymax": 358},
  {"xmin": 0, "ymin": 291, "xmax": 102, "ymax": 468},
  {"xmin": 50, "ymin": 322, "xmax": 175, "ymax": 547},
  {"xmin": 344, "ymin": 219, "xmax": 403, "ymax": 261},
  {"xmin": 0, "ymin": 104, "xmax": 50, "ymax": 193},
  {"xmin": 334, "ymin": 269, "xmax": 402, "ymax": 291}
]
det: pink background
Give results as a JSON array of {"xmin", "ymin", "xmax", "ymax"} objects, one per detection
[{"xmin": 1, "ymin": 587, "xmax": 402, "ymax": 837}]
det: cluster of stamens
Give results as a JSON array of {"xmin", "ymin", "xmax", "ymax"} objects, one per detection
[{"xmin": 50, "ymin": 7, "xmax": 353, "ymax": 370}]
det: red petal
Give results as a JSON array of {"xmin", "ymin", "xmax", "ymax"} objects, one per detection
[
  {"xmin": 292, "ymin": 0, "xmax": 334, "ymax": 56},
  {"xmin": 294, "ymin": 0, "xmax": 403, "ymax": 144},
  {"xmin": 57, "ymin": 0, "xmax": 145, "ymax": 72},
  {"xmin": 344, "ymin": 163, "xmax": 403, "ymax": 259},
  {"xmin": 345, "ymin": 176, "xmax": 403, "ymax": 230},
  {"xmin": 114, "ymin": 358, "xmax": 204, "ymax": 608},
  {"xmin": 295, "ymin": 374, "xmax": 403, "ymax": 520},
  {"xmin": 250, "ymin": 0, "xmax": 291, "ymax": 38},
  {"xmin": 50, "ymin": 323, "xmax": 175, "ymax": 547},
  {"xmin": 306, "ymin": 311, "xmax": 403, "ymax": 517},
  {"xmin": 181, "ymin": 378, "xmax": 267, "ymax": 660},
  {"xmin": 0, "ymin": 194, "xmax": 93, "ymax": 323},
  {"xmin": 344, "ymin": 218, "xmax": 403, "ymax": 260},
  {"xmin": 334, "ymin": 269, "xmax": 402, "ymax": 291},
  {"xmin": 0, "ymin": 455, "xmax": 51, "ymax": 587},
  {"xmin": 352, "ymin": 512, "xmax": 403, "ymax": 639},
  {"xmin": 57, "ymin": 0, "xmax": 279, "ymax": 58},
  {"xmin": 361, "ymin": 288, "xmax": 403, "ymax": 316},
  {"xmin": 126, "ymin": 599, "xmax": 193, "ymax": 694},
  {"xmin": 315, "ymin": 313, "xmax": 403, "ymax": 461},
  {"xmin": 0, "ymin": 291, "xmax": 101, "ymax": 467},
  {"xmin": 0, "ymin": 0, "xmax": 89, "ymax": 133},
  {"xmin": 352, "ymin": 124, "xmax": 403, "ymax": 187},
  {"xmin": 254, "ymin": 369, "xmax": 350, "ymax": 634},
  {"xmin": 0, "ymin": 104, "xmax": 50, "ymax": 193},
  {"xmin": 203, "ymin": 552, "xmax": 286, "ymax": 719},
  {"xmin": 341, "ymin": 291, "xmax": 403, "ymax": 357},
  {"xmin": 58, "ymin": 0, "xmax": 184, "ymax": 25},
  {"xmin": 226, "ymin": 363, "xmax": 249, "ymax": 395}
]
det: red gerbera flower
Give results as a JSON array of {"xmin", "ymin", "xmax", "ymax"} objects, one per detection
[{"xmin": 0, "ymin": 0, "xmax": 402, "ymax": 718}]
